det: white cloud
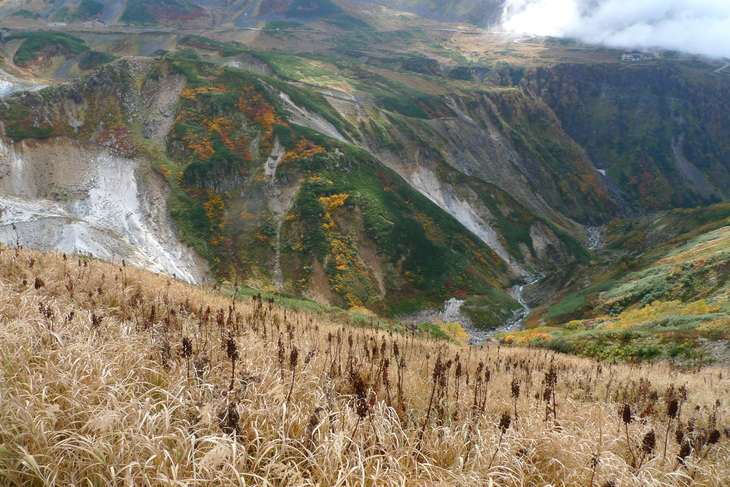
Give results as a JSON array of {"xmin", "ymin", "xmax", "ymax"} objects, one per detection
[{"xmin": 502, "ymin": 0, "xmax": 730, "ymax": 59}]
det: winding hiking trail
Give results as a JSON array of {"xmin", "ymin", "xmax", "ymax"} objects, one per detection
[{"xmin": 715, "ymin": 62, "xmax": 730, "ymax": 76}]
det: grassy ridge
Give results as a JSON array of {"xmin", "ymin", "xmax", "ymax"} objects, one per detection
[{"xmin": 5, "ymin": 32, "xmax": 89, "ymax": 65}]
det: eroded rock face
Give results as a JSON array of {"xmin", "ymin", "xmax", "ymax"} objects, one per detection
[{"xmin": 0, "ymin": 137, "xmax": 207, "ymax": 283}]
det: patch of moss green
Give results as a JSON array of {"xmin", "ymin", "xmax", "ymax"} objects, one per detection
[
  {"xmin": 52, "ymin": 7, "xmax": 69, "ymax": 22},
  {"xmin": 179, "ymin": 35, "xmax": 244, "ymax": 57},
  {"xmin": 6, "ymin": 32, "xmax": 89, "ymax": 65},
  {"xmin": 126, "ymin": 0, "xmax": 206, "ymax": 25},
  {"xmin": 545, "ymin": 281, "xmax": 615, "ymax": 321},
  {"xmin": 170, "ymin": 59, "xmax": 206, "ymax": 87},
  {"xmin": 78, "ymin": 51, "xmax": 117, "ymax": 71},
  {"xmin": 0, "ymin": 99, "xmax": 55, "ymax": 141},
  {"xmin": 461, "ymin": 288, "xmax": 521, "ymax": 329},
  {"xmin": 286, "ymin": 0, "xmax": 342, "ymax": 18},
  {"xmin": 325, "ymin": 14, "xmax": 372, "ymax": 31},
  {"xmin": 71, "ymin": 0, "xmax": 104, "ymax": 21},
  {"xmin": 10, "ymin": 10, "xmax": 41, "ymax": 20},
  {"xmin": 537, "ymin": 329, "xmax": 716, "ymax": 365},
  {"xmin": 417, "ymin": 323, "xmax": 454, "ymax": 341}
]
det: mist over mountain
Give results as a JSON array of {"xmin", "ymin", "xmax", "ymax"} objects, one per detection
[{"xmin": 502, "ymin": 0, "xmax": 730, "ymax": 59}]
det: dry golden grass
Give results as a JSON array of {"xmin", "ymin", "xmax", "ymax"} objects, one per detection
[{"xmin": 1, "ymin": 246, "xmax": 729, "ymax": 486}]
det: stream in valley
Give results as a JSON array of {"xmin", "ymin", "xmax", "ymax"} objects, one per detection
[{"xmin": 457, "ymin": 274, "xmax": 544, "ymax": 345}]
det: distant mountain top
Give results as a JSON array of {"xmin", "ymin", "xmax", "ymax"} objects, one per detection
[{"xmin": 0, "ymin": 0, "xmax": 505, "ymax": 27}]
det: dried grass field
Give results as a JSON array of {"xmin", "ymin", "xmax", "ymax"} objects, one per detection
[{"xmin": 0, "ymin": 247, "xmax": 728, "ymax": 486}]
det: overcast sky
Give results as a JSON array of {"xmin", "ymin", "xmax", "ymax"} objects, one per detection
[{"xmin": 501, "ymin": 0, "xmax": 730, "ymax": 59}]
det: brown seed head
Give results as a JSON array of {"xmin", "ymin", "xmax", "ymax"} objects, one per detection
[
  {"xmin": 499, "ymin": 412, "xmax": 512, "ymax": 434},
  {"xmin": 621, "ymin": 404, "xmax": 633, "ymax": 425},
  {"xmin": 708, "ymin": 429, "xmax": 721, "ymax": 445},
  {"xmin": 226, "ymin": 337, "xmax": 238, "ymax": 361},
  {"xmin": 675, "ymin": 428, "xmax": 685, "ymax": 445},
  {"xmin": 667, "ymin": 398, "xmax": 679, "ymax": 419},
  {"xmin": 642, "ymin": 429, "xmax": 656, "ymax": 454},
  {"xmin": 290, "ymin": 347, "xmax": 299, "ymax": 369},
  {"xmin": 511, "ymin": 379, "xmax": 520, "ymax": 399}
]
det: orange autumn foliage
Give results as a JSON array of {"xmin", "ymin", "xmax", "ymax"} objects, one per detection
[{"xmin": 281, "ymin": 138, "xmax": 325, "ymax": 164}]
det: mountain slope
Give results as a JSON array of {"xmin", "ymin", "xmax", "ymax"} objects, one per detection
[
  {"xmin": 512, "ymin": 204, "xmax": 730, "ymax": 364},
  {"xmin": 525, "ymin": 62, "xmax": 730, "ymax": 213},
  {"xmin": 1, "ymin": 245, "xmax": 729, "ymax": 485},
  {"xmin": 0, "ymin": 0, "xmax": 506, "ymax": 27},
  {"xmin": 1, "ymin": 57, "xmax": 547, "ymax": 318},
  {"xmin": 1, "ymin": 20, "xmax": 729, "ymax": 328}
]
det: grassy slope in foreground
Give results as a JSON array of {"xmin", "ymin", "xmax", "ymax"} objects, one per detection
[{"xmin": 0, "ymin": 246, "xmax": 728, "ymax": 485}]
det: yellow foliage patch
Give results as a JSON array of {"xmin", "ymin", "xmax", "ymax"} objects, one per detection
[{"xmin": 440, "ymin": 321, "xmax": 470, "ymax": 344}]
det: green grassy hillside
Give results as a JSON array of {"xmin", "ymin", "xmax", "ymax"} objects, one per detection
[
  {"xmin": 120, "ymin": 0, "xmax": 207, "ymax": 25},
  {"xmin": 5, "ymin": 32, "xmax": 89, "ymax": 66},
  {"xmin": 510, "ymin": 204, "xmax": 730, "ymax": 364}
]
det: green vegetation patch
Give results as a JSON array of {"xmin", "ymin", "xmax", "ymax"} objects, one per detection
[
  {"xmin": 286, "ymin": 0, "xmax": 342, "ymax": 18},
  {"xmin": 0, "ymin": 99, "xmax": 55, "ymax": 141},
  {"xmin": 120, "ymin": 0, "xmax": 157, "ymax": 25},
  {"xmin": 264, "ymin": 20, "xmax": 306, "ymax": 30},
  {"xmin": 461, "ymin": 287, "xmax": 521, "ymax": 330},
  {"xmin": 10, "ymin": 10, "xmax": 41, "ymax": 20},
  {"xmin": 325, "ymin": 14, "xmax": 372, "ymax": 31},
  {"xmin": 537, "ymin": 328, "xmax": 717, "ymax": 365},
  {"xmin": 78, "ymin": 50, "xmax": 117, "ymax": 71},
  {"xmin": 417, "ymin": 323, "xmax": 455, "ymax": 341},
  {"xmin": 179, "ymin": 35, "xmax": 244, "ymax": 57},
  {"xmin": 350, "ymin": 69, "xmax": 453, "ymax": 119},
  {"xmin": 52, "ymin": 6, "xmax": 69, "ymax": 22},
  {"xmin": 120, "ymin": 0, "xmax": 205, "ymax": 25},
  {"xmin": 6, "ymin": 31, "xmax": 89, "ymax": 66},
  {"xmin": 545, "ymin": 281, "xmax": 616, "ymax": 322},
  {"xmin": 169, "ymin": 59, "xmax": 207, "ymax": 87},
  {"xmin": 72, "ymin": 0, "xmax": 104, "ymax": 21}
]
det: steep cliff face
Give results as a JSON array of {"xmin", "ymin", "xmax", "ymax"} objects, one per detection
[
  {"xmin": 524, "ymin": 62, "xmax": 730, "ymax": 212},
  {"xmin": 0, "ymin": 136, "xmax": 206, "ymax": 283},
  {"xmin": 0, "ymin": 58, "xmax": 204, "ymax": 281},
  {"xmin": 330, "ymin": 86, "xmax": 613, "ymax": 278}
]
